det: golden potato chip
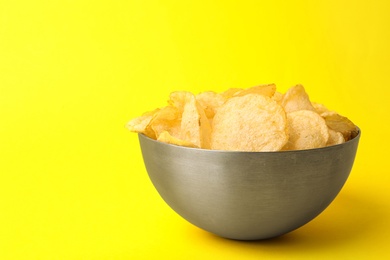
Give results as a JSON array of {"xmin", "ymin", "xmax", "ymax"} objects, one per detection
[
  {"xmin": 179, "ymin": 92, "xmax": 211, "ymax": 149},
  {"xmin": 233, "ymin": 84, "xmax": 276, "ymax": 98},
  {"xmin": 284, "ymin": 110, "xmax": 329, "ymax": 150},
  {"xmin": 326, "ymin": 129, "xmax": 345, "ymax": 146},
  {"xmin": 272, "ymin": 91, "xmax": 283, "ymax": 103},
  {"xmin": 196, "ymin": 101, "xmax": 212, "ymax": 149},
  {"xmin": 146, "ymin": 106, "xmax": 181, "ymax": 139},
  {"xmin": 168, "ymin": 91, "xmax": 192, "ymax": 111},
  {"xmin": 321, "ymin": 112, "xmax": 358, "ymax": 141},
  {"xmin": 211, "ymin": 94, "xmax": 288, "ymax": 151},
  {"xmin": 220, "ymin": 88, "xmax": 242, "ymax": 99},
  {"xmin": 196, "ymin": 91, "xmax": 226, "ymax": 120},
  {"xmin": 157, "ymin": 131, "xmax": 198, "ymax": 148},
  {"xmin": 281, "ymin": 85, "xmax": 316, "ymax": 113},
  {"xmin": 312, "ymin": 102, "xmax": 330, "ymax": 115},
  {"xmin": 126, "ymin": 108, "xmax": 160, "ymax": 138}
]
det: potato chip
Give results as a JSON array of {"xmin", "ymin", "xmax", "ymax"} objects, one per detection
[
  {"xmin": 197, "ymin": 101, "xmax": 212, "ymax": 149},
  {"xmin": 321, "ymin": 112, "xmax": 358, "ymax": 141},
  {"xmin": 272, "ymin": 91, "xmax": 283, "ymax": 103},
  {"xmin": 126, "ymin": 108, "xmax": 160, "ymax": 138},
  {"xmin": 168, "ymin": 91, "xmax": 191, "ymax": 111},
  {"xmin": 220, "ymin": 88, "xmax": 242, "ymax": 99},
  {"xmin": 146, "ymin": 106, "xmax": 181, "ymax": 139},
  {"xmin": 157, "ymin": 131, "xmax": 198, "ymax": 148},
  {"xmin": 233, "ymin": 84, "xmax": 276, "ymax": 98},
  {"xmin": 326, "ymin": 129, "xmax": 345, "ymax": 146},
  {"xmin": 284, "ymin": 110, "xmax": 329, "ymax": 150},
  {"xmin": 196, "ymin": 91, "xmax": 226, "ymax": 120},
  {"xmin": 281, "ymin": 84, "xmax": 316, "ymax": 113},
  {"xmin": 179, "ymin": 92, "xmax": 211, "ymax": 149},
  {"xmin": 211, "ymin": 94, "xmax": 288, "ymax": 151},
  {"xmin": 312, "ymin": 102, "xmax": 330, "ymax": 115}
]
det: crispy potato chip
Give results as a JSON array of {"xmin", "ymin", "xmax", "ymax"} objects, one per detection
[
  {"xmin": 211, "ymin": 94, "xmax": 288, "ymax": 151},
  {"xmin": 157, "ymin": 131, "xmax": 198, "ymax": 148},
  {"xmin": 284, "ymin": 110, "xmax": 329, "ymax": 150},
  {"xmin": 196, "ymin": 91, "xmax": 226, "ymax": 120},
  {"xmin": 196, "ymin": 101, "xmax": 212, "ymax": 149},
  {"xmin": 272, "ymin": 91, "xmax": 283, "ymax": 104},
  {"xmin": 220, "ymin": 88, "xmax": 242, "ymax": 99},
  {"xmin": 168, "ymin": 91, "xmax": 191, "ymax": 111},
  {"xmin": 312, "ymin": 102, "xmax": 330, "ymax": 115},
  {"xmin": 327, "ymin": 129, "xmax": 345, "ymax": 146},
  {"xmin": 320, "ymin": 110, "xmax": 338, "ymax": 117},
  {"xmin": 146, "ymin": 106, "xmax": 181, "ymax": 139},
  {"xmin": 281, "ymin": 85, "xmax": 316, "ymax": 113},
  {"xmin": 233, "ymin": 84, "xmax": 276, "ymax": 98},
  {"xmin": 322, "ymin": 112, "xmax": 358, "ymax": 141},
  {"xmin": 179, "ymin": 92, "xmax": 211, "ymax": 149},
  {"xmin": 127, "ymin": 108, "xmax": 160, "ymax": 138}
]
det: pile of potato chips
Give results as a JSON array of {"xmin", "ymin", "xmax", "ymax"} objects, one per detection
[{"xmin": 127, "ymin": 84, "xmax": 358, "ymax": 151}]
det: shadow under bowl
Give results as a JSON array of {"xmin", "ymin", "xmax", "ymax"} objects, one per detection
[{"xmin": 138, "ymin": 130, "xmax": 360, "ymax": 240}]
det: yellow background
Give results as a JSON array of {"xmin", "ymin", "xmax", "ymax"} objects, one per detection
[{"xmin": 1, "ymin": 0, "xmax": 389, "ymax": 259}]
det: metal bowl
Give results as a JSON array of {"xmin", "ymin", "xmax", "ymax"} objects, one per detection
[{"xmin": 138, "ymin": 130, "xmax": 360, "ymax": 240}]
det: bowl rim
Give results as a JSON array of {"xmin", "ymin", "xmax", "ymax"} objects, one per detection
[{"xmin": 138, "ymin": 127, "xmax": 360, "ymax": 154}]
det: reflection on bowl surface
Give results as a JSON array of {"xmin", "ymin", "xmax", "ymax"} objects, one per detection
[{"xmin": 138, "ymin": 129, "xmax": 360, "ymax": 240}]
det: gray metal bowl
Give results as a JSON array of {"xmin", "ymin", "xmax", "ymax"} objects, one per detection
[{"xmin": 138, "ymin": 130, "xmax": 360, "ymax": 240}]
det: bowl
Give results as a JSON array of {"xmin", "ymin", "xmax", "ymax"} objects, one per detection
[{"xmin": 138, "ymin": 129, "xmax": 360, "ymax": 240}]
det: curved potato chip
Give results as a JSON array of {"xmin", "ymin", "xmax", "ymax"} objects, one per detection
[
  {"xmin": 180, "ymin": 92, "xmax": 211, "ymax": 149},
  {"xmin": 326, "ymin": 129, "xmax": 345, "ymax": 146},
  {"xmin": 281, "ymin": 85, "xmax": 316, "ymax": 113},
  {"xmin": 196, "ymin": 91, "xmax": 226, "ymax": 120},
  {"xmin": 211, "ymin": 94, "xmax": 288, "ymax": 151},
  {"xmin": 127, "ymin": 108, "xmax": 160, "ymax": 138},
  {"xmin": 233, "ymin": 84, "xmax": 276, "ymax": 98},
  {"xmin": 197, "ymin": 101, "xmax": 212, "ymax": 149},
  {"xmin": 322, "ymin": 112, "xmax": 358, "ymax": 141},
  {"xmin": 272, "ymin": 91, "xmax": 283, "ymax": 104},
  {"xmin": 220, "ymin": 88, "xmax": 242, "ymax": 99},
  {"xmin": 157, "ymin": 131, "xmax": 197, "ymax": 148},
  {"xmin": 320, "ymin": 110, "xmax": 338, "ymax": 117},
  {"xmin": 312, "ymin": 102, "xmax": 330, "ymax": 115},
  {"xmin": 284, "ymin": 110, "xmax": 329, "ymax": 150},
  {"xmin": 168, "ymin": 91, "xmax": 192, "ymax": 111},
  {"xmin": 146, "ymin": 106, "xmax": 181, "ymax": 139}
]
